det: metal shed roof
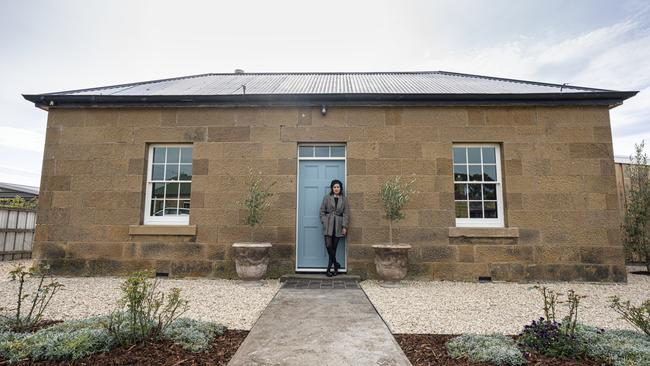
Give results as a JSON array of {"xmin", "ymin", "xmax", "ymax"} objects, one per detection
[{"xmin": 23, "ymin": 71, "xmax": 637, "ymax": 109}]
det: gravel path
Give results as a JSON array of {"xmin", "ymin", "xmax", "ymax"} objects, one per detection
[
  {"xmin": 361, "ymin": 267, "xmax": 650, "ymax": 335},
  {"xmin": 0, "ymin": 260, "xmax": 280, "ymax": 330}
]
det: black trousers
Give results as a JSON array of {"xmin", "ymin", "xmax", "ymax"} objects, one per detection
[{"xmin": 324, "ymin": 235, "xmax": 340, "ymax": 269}]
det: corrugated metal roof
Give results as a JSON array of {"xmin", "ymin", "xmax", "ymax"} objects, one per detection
[
  {"xmin": 0, "ymin": 182, "xmax": 40, "ymax": 195},
  {"xmin": 46, "ymin": 71, "xmax": 616, "ymax": 96}
]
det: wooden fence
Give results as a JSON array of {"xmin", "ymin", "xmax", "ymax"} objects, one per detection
[{"xmin": 0, "ymin": 208, "xmax": 37, "ymax": 261}]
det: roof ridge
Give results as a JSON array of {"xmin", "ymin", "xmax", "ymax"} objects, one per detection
[{"xmin": 436, "ymin": 70, "xmax": 613, "ymax": 92}]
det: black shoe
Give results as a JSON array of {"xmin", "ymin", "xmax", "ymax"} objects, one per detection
[
  {"xmin": 334, "ymin": 262, "xmax": 341, "ymax": 270},
  {"xmin": 325, "ymin": 270, "xmax": 333, "ymax": 277},
  {"xmin": 332, "ymin": 267, "xmax": 339, "ymax": 276}
]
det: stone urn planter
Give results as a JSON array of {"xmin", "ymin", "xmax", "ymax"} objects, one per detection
[
  {"xmin": 372, "ymin": 244, "xmax": 411, "ymax": 287},
  {"xmin": 232, "ymin": 242, "xmax": 272, "ymax": 285}
]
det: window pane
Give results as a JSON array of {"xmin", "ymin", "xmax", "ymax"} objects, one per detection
[
  {"xmin": 152, "ymin": 183, "xmax": 165, "ymax": 198},
  {"xmin": 468, "ymin": 184, "xmax": 482, "ymax": 200},
  {"xmin": 485, "ymin": 201, "xmax": 498, "ymax": 218},
  {"xmin": 179, "ymin": 164, "xmax": 192, "ymax": 181},
  {"xmin": 453, "ymin": 165, "xmax": 468, "ymax": 181},
  {"xmin": 179, "ymin": 200, "xmax": 190, "ymax": 215},
  {"xmin": 469, "ymin": 202, "xmax": 483, "ymax": 218},
  {"xmin": 484, "ymin": 165, "xmax": 497, "ymax": 182},
  {"xmin": 454, "ymin": 184, "xmax": 468, "ymax": 200},
  {"xmin": 180, "ymin": 147, "xmax": 193, "ymax": 164},
  {"xmin": 482, "ymin": 147, "xmax": 496, "ymax": 164},
  {"xmin": 165, "ymin": 183, "xmax": 179, "ymax": 199},
  {"xmin": 315, "ymin": 146, "xmax": 329, "ymax": 157},
  {"xmin": 468, "ymin": 165, "xmax": 482, "ymax": 181},
  {"xmin": 299, "ymin": 146, "xmax": 313, "ymax": 157},
  {"xmin": 151, "ymin": 200, "xmax": 164, "ymax": 216},
  {"xmin": 152, "ymin": 165, "xmax": 165, "ymax": 180},
  {"xmin": 331, "ymin": 146, "xmax": 345, "ymax": 157},
  {"xmin": 165, "ymin": 200, "xmax": 178, "ymax": 215},
  {"xmin": 179, "ymin": 183, "xmax": 191, "ymax": 199},
  {"xmin": 455, "ymin": 201, "xmax": 468, "ymax": 218},
  {"xmin": 453, "ymin": 147, "xmax": 466, "ymax": 164},
  {"xmin": 153, "ymin": 147, "xmax": 166, "ymax": 163},
  {"xmin": 166, "ymin": 164, "xmax": 179, "ymax": 180},
  {"xmin": 468, "ymin": 148, "xmax": 481, "ymax": 164},
  {"xmin": 167, "ymin": 148, "xmax": 180, "ymax": 163},
  {"xmin": 483, "ymin": 184, "xmax": 497, "ymax": 200}
]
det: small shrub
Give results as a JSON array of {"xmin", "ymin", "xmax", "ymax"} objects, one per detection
[
  {"xmin": 609, "ymin": 296, "xmax": 650, "ymax": 336},
  {"xmin": 162, "ymin": 318, "xmax": 225, "ymax": 352},
  {"xmin": 0, "ymin": 317, "xmax": 114, "ymax": 363},
  {"xmin": 446, "ymin": 334, "xmax": 526, "ymax": 366},
  {"xmin": 517, "ymin": 286, "xmax": 587, "ymax": 358},
  {"xmin": 0, "ymin": 264, "xmax": 63, "ymax": 333},
  {"xmin": 575, "ymin": 324, "xmax": 650, "ymax": 366},
  {"xmin": 107, "ymin": 270, "xmax": 189, "ymax": 346}
]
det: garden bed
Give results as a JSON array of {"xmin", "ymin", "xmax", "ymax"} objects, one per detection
[
  {"xmin": 0, "ymin": 329, "xmax": 248, "ymax": 366},
  {"xmin": 395, "ymin": 334, "xmax": 607, "ymax": 366}
]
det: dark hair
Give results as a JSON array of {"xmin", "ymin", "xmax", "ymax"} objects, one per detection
[{"xmin": 329, "ymin": 179, "xmax": 344, "ymax": 196}]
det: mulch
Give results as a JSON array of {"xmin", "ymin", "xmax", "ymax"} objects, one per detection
[
  {"xmin": 2, "ymin": 330, "xmax": 249, "ymax": 366},
  {"xmin": 394, "ymin": 334, "xmax": 610, "ymax": 366}
]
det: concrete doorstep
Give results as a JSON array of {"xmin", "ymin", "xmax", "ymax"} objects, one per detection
[{"xmin": 227, "ymin": 286, "xmax": 411, "ymax": 366}]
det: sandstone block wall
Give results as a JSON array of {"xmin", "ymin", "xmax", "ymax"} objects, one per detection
[{"xmin": 34, "ymin": 106, "xmax": 626, "ymax": 281}]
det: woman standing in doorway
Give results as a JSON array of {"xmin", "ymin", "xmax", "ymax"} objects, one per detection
[{"xmin": 319, "ymin": 179, "xmax": 349, "ymax": 277}]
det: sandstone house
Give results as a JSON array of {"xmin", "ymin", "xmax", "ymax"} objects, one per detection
[{"xmin": 23, "ymin": 71, "xmax": 637, "ymax": 282}]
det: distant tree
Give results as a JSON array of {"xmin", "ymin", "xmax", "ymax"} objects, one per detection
[
  {"xmin": 622, "ymin": 141, "xmax": 650, "ymax": 272},
  {"xmin": 0, "ymin": 195, "xmax": 38, "ymax": 209}
]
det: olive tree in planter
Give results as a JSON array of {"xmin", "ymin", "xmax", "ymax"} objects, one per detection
[
  {"xmin": 373, "ymin": 176, "xmax": 416, "ymax": 287},
  {"xmin": 233, "ymin": 169, "xmax": 276, "ymax": 284}
]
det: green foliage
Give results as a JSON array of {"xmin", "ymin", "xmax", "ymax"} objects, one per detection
[
  {"xmin": 379, "ymin": 176, "xmax": 416, "ymax": 244},
  {"xmin": 622, "ymin": 141, "xmax": 650, "ymax": 271},
  {"xmin": 574, "ymin": 324, "xmax": 650, "ymax": 366},
  {"xmin": 0, "ymin": 317, "xmax": 114, "ymax": 363},
  {"xmin": 0, "ymin": 264, "xmax": 63, "ymax": 333},
  {"xmin": 107, "ymin": 270, "xmax": 189, "ymax": 346},
  {"xmin": 609, "ymin": 296, "xmax": 650, "ymax": 336},
  {"xmin": 242, "ymin": 168, "xmax": 276, "ymax": 228},
  {"xmin": 0, "ymin": 196, "xmax": 38, "ymax": 209},
  {"xmin": 518, "ymin": 286, "xmax": 587, "ymax": 358},
  {"xmin": 162, "ymin": 318, "xmax": 225, "ymax": 352},
  {"xmin": 446, "ymin": 334, "xmax": 526, "ymax": 366}
]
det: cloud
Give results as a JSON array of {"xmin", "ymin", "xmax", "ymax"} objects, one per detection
[{"xmin": 0, "ymin": 127, "xmax": 45, "ymax": 153}]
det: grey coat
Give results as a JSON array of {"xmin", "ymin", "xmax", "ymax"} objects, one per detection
[{"xmin": 319, "ymin": 194, "xmax": 350, "ymax": 237}]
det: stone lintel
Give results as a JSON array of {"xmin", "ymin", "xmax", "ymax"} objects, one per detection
[
  {"xmin": 129, "ymin": 225, "xmax": 197, "ymax": 236},
  {"xmin": 448, "ymin": 227, "xmax": 519, "ymax": 238}
]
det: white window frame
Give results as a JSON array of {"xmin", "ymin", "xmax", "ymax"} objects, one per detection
[
  {"xmin": 453, "ymin": 143, "xmax": 504, "ymax": 228},
  {"xmin": 144, "ymin": 144, "xmax": 192, "ymax": 225}
]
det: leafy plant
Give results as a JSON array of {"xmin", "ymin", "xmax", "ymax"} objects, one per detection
[
  {"xmin": 0, "ymin": 264, "xmax": 63, "ymax": 333},
  {"xmin": 106, "ymin": 270, "xmax": 189, "ymax": 346},
  {"xmin": 574, "ymin": 324, "xmax": 650, "ymax": 366},
  {"xmin": 379, "ymin": 176, "xmax": 416, "ymax": 244},
  {"xmin": 0, "ymin": 196, "xmax": 38, "ymax": 209},
  {"xmin": 446, "ymin": 334, "xmax": 526, "ymax": 365},
  {"xmin": 609, "ymin": 296, "xmax": 650, "ymax": 336},
  {"xmin": 162, "ymin": 318, "xmax": 225, "ymax": 352},
  {"xmin": 517, "ymin": 286, "xmax": 587, "ymax": 358},
  {"xmin": 622, "ymin": 141, "xmax": 650, "ymax": 271},
  {"xmin": 242, "ymin": 168, "xmax": 276, "ymax": 229}
]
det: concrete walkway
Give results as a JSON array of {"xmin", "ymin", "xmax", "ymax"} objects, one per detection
[{"xmin": 228, "ymin": 284, "xmax": 412, "ymax": 366}]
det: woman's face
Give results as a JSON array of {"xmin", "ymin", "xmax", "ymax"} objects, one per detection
[{"xmin": 332, "ymin": 184, "xmax": 341, "ymax": 195}]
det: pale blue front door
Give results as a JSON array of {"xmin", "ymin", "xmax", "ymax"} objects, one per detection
[{"xmin": 297, "ymin": 160, "xmax": 346, "ymax": 270}]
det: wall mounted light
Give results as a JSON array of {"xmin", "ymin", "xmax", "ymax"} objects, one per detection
[{"xmin": 321, "ymin": 105, "xmax": 327, "ymax": 116}]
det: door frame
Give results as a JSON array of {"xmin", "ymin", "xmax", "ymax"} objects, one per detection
[{"xmin": 295, "ymin": 143, "xmax": 347, "ymax": 272}]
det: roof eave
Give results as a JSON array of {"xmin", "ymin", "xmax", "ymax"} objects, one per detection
[{"xmin": 23, "ymin": 91, "xmax": 638, "ymax": 110}]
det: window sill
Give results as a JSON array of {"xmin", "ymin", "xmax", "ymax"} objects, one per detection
[
  {"xmin": 448, "ymin": 227, "xmax": 519, "ymax": 238},
  {"xmin": 129, "ymin": 225, "xmax": 197, "ymax": 236}
]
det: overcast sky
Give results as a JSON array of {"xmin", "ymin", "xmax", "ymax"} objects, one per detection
[{"xmin": 1, "ymin": 0, "xmax": 649, "ymax": 187}]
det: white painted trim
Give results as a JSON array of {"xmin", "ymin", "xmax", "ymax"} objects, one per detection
[
  {"xmin": 295, "ymin": 143, "xmax": 348, "ymax": 272},
  {"xmin": 453, "ymin": 143, "xmax": 505, "ymax": 228},
  {"xmin": 143, "ymin": 144, "xmax": 191, "ymax": 226}
]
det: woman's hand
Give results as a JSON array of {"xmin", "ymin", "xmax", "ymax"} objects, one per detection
[{"xmin": 342, "ymin": 227, "xmax": 347, "ymax": 236}]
